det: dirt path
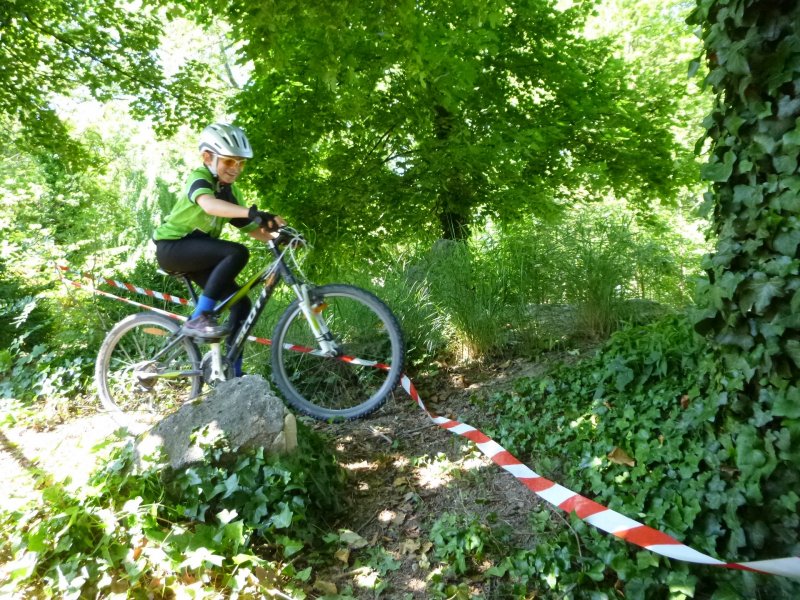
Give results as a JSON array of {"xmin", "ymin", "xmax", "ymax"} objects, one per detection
[
  {"xmin": 310, "ymin": 376, "xmax": 544, "ymax": 598},
  {"xmin": 0, "ymin": 358, "xmax": 560, "ymax": 597}
]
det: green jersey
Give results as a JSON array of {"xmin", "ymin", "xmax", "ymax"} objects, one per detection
[{"xmin": 153, "ymin": 166, "xmax": 258, "ymax": 240}]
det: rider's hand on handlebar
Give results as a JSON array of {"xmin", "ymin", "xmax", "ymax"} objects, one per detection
[{"xmin": 248, "ymin": 205, "xmax": 284, "ymax": 232}]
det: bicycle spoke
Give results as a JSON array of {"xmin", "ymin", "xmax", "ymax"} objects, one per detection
[
  {"xmin": 97, "ymin": 313, "xmax": 201, "ymax": 428},
  {"xmin": 272, "ymin": 284, "xmax": 404, "ymax": 420}
]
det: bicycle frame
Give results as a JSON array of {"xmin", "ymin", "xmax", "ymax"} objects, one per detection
[{"xmin": 159, "ymin": 235, "xmax": 338, "ymax": 382}]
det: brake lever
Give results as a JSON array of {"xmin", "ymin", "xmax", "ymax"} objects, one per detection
[{"xmin": 273, "ymin": 227, "xmax": 305, "ymax": 248}]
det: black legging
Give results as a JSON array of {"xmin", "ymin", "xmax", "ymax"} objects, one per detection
[{"xmin": 155, "ymin": 233, "xmax": 252, "ymax": 342}]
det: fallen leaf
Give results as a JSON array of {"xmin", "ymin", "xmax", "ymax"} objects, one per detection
[
  {"xmin": 313, "ymin": 579, "xmax": 337, "ymax": 595},
  {"xmin": 607, "ymin": 447, "xmax": 635, "ymax": 467},
  {"xmin": 339, "ymin": 529, "xmax": 368, "ymax": 549},
  {"xmin": 132, "ymin": 537, "xmax": 147, "ymax": 560},
  {"xmin": 335, "ymin": 548, "xmax": 350, "ymax": 564},
  {"xmin": 400, "ymin": 538, "xmax": 421, "ymax": 555}
]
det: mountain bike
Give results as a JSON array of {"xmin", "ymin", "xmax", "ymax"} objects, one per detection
[{"xmin": 95, "ymin": 227, "xmax": 405, "ymax": 429}]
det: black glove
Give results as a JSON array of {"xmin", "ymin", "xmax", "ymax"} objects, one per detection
[{"xmin": 248, "ymin": 205, "xmax": 279, "ymax": 231}]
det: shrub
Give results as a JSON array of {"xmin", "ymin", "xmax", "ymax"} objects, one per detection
[
  {"xmin": 484, "ymin": 314, "xmax": 800, "ymax": 598},
  {"xmin": 0, "ymin": 422, "xmax": 346, "ymax": 598}
]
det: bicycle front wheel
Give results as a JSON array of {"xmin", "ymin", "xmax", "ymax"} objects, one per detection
[
  {"xmin": 271, "ymin": 284, "xmax": 405, "ymax": 421},
  {"xmin": 95, "ymin": 312, "xmax": 202, "ymax": 429}
]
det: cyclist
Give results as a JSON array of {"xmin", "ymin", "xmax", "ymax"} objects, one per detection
[{"xmin": 153, "ymin": 122, "xmax": 283, "ymax": 376}]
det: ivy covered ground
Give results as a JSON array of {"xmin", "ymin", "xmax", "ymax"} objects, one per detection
[{"xmin": 2, "ymin": 318, "xmax": 799, "ymax": 599}]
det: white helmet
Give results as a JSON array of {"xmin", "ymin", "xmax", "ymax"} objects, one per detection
[{"xmin": 198, "ymin": 123, "xmax": 253, "ymax": 158}]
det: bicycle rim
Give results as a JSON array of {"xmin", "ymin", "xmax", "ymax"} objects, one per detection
[
  {"xmin": 96, "ymin": 312, "xmax": 202, "ymax": 429},
  {"xmin": 271, "ymin": 284, "xmax": 404, "ymax": 421}
]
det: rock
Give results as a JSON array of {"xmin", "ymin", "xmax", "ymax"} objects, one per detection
[{"xmin": 135, "ymin": 375, "xmax": 297, "ymax": 471}]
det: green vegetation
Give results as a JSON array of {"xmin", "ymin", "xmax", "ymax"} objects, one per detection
[
  {"xmin": 486, "ymin": 315, "xmax": 800, "ymax": 598},
  {"xmin": 2, "ymin": 0, "xmax": 799, "ymax": 597},
  {"xmin": 0, "ymin": 423, "xmax": 346, "ymax": 597}
]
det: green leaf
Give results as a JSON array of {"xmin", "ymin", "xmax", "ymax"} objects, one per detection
[
  {"xmin": 723, "ymin": 47, "xmax": 750, "ymax": 75},
  {"xmin": 732, "ymin": 184, "xmax": 761, "ymax": 208},
  {"xmin": 217, "ymin": 508, "xmax": 238, "ymax": 525},
  {"xmin": 785, "ymin": 340, "xmax": 800, "ymax": 369},
  {"xmin": 782, "ymin": 125, "xmax": 800, "ymax": 148},
  {"xmin": 773, "ymin": 230, "xmax": 800, "ymax": 256},
  {"xmin": 231, "ymin": 553, "xmax": 261, "ymax": 565},
  {"xmin": 222, "ymin": 473, "xmax": 239, "ymax": 499},
  {"xmin": 715, "ymin": 329, "xmax": 755, "ymax": 350},
  {"xmin": 772, "ymin": 386, "xmax": 800, "ymax": 418},
  {"xmin": 180, "ymin": 547, "xmax": 224, "ymax": 569},
  {"xmin": 739, "ymin": 276, "xmax": 783, "ymax": 314},
  {"xmin": 774, "ymin": 154, "xmax": 798, "ymax": 175},
  {"xmin": 701, "ymin": 151, "xmax": 736, "ymax": 182},
  {"xmin": 270, "ymin": 503, "xmax": 294, "ymax": 529}
]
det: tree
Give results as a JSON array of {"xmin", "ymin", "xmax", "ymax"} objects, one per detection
[
  {"xmin": 0, "ymin": 0, "xmax": 213, "ymax": 154},
  {"xmin": 181, "ymin": 0, "xmax": 692, "ymax": 247},
  {"xmin": 691, "ymin": 0, "xmax": 800, "ymax": 401},
  {"xmin": 689, "ymin": 0, "xmax": 800, "ymax": 579}
]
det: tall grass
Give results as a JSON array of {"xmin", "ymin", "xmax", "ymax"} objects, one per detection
[{"xmin": 330, "ymin": 203, "xmax": 704, "ymax": 365}]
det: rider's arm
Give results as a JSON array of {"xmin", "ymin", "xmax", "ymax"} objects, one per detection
[
  {"xmin": 196, "ymin": 194, "xmax": 250, "ymax": 219},
  {"xmin": 197, "ymin": 193, "xmax": 284, "ymax": 238}
]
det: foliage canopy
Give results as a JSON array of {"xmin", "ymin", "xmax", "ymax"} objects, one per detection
[{"xmin": 167, "ymin": 0, "xmax": 696, "ymax": 246}]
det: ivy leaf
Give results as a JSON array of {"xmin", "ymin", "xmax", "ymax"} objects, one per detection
[
  {"xmin": 222, "ymin": 473, "xmax": 239, "ymax": 499},
  {"xmin": 723, "ymin": 47, "xmax": 750, "ymax": 75},
  {"xmin": 180, "ymin": 547, "xmax": 224, "ymax": 569},
  {"xmin": 739, "ymin": 276, "xmax": 783, "ymax": 314},
  {"xmin": 732, "ymin": 184, "xmax": 761, "ymax": 208},
  {"xmin": 782, "ymin": 124, "xmax": 800, "ymax": 149},
  {"xmin": 773, "ymin": 230, "xmax": 800, "ymax": 256},
  {"xmin": 773, "ymin": 154, "xmax": 798, "ymax": 175},
  {"xmin": 217, "ymin": 508, "xmax": 238, "ymax": 524},
  {"xmin": 270, "ymin": 503, "xmax": 293, "ymax": 529},
  {"xmin": 700, "ymin": 151, "xmax": 736, "ymax": 182},
  {"xmin": 772, "ymin": 386, "xmax": 800, "ymax": 418},
  {"xmin": 786, "ymin": 340, "xmax": 800, "ymax": 369},
  {"xmin": 715, "ymin": 329, "xmax": 755, "ymax": 350}
]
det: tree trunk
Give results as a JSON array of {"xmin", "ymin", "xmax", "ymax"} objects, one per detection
[
  {"xmin": 434, "ymin": 104, "xmax": 472, "ymax": 240},
  {"xmin": 692, "ymin": 0, "xmax": 800, "ymax": 399}
]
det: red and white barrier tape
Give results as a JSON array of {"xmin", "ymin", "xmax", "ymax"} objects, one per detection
[
  {"xmin": 401, "ymin": 376, "xmax": 800, "ymax": 578},
  {"xmin": 56, "ymin": 265, "xmax": 190, "ymax": 307},
  {"xmin": 56, "ymin": 264, "xmax": 800, "ymax": 579},
  {"xmin": 59, "ymin": 276, "xmax": 187, "ymax": 322}
]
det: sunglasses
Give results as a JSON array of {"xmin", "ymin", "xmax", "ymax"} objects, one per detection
[{"xmin": 215, "ymin": 155, "xmax": 247, "ymax": 169}]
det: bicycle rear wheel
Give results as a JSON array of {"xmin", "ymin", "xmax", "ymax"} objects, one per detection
[
  {"xmin": 95, "ymin": 312, "xmax": 202, "ymax": 429},
  {"xmin": 271, "ymin": 284, "xmax": 404, "ymax": 421}
]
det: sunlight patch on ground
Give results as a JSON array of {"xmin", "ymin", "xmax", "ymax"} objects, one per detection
[
  {"xmin": 393, "ymin": 455, "xmax": 410, "ymax": 468},
  {"xmin": 379, "ymin": 509, "xmax": 397, "ymax": 524},
  {"xmin": 342, "ymin": 460, "xmax": 378, "ymax": 471},
  {"xmin": 414, "ymin": 448, "xmax": 487, "ymax": 490},
  {"xmin": 407, "ymin": 578, "xmax": 426, "ymax": 592}
]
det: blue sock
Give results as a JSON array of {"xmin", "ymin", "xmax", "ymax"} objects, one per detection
[
  {"xmin": 191, "ymin": 294, "xmax": 217, "ymax": 319},
  {"xmin": 233, "ymin": 355, "xmax": 244, "ymax": 377}
]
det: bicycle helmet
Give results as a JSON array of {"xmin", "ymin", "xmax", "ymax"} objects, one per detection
[{"xmin": 198, "ymin": 123, "xmax": 253, "ymax": 158}]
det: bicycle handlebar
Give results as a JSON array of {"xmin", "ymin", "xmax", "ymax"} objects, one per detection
[{"xmin": 271, "ymin": 226, "xmax": 306, "ymax": 248}]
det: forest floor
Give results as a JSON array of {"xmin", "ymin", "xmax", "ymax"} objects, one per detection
[{"xmin": 0, "ymin": 347, "xmax": 595, "ymax": 598}]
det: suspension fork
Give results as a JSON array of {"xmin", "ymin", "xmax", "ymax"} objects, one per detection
[
  {"xmin": 291, "ymin": 282, "xmax": 340, "ymax": 357},
  {"xmin": 266, "ymin": 241, "xmax": 339, "ymax": 357}
]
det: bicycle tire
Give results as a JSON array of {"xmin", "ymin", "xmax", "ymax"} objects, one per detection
[
  {"xmin": 95, "ymin": 312, "xmax": 202, "ymax": 430},
  {"xmin": 271, "ymin": 284, "xmax": 405, "ymax": 421}
]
